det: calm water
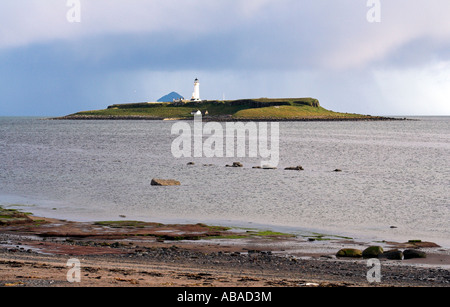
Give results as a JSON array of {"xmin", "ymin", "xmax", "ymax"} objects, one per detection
[{"xmin": 0, "ymin": 117, "xmax": 449, "ymax": 247}]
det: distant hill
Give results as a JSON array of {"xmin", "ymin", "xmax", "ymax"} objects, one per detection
[{"xmin": 157, "ymin": 92, "xmax": 184, "ymax": 102}]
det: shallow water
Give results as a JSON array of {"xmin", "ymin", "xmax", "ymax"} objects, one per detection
[{"xmin": 0, "ymin": 117, "xmax": 449, "ymax": 247}]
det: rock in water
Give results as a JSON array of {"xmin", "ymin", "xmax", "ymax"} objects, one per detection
[
  {"xmin": 285, "ymin": 166, "xmax": 304, "ymax": 171},
  {"xmin": 226, "ymin": 162, "xmax": 243, "ymax": 168},
  {"xmin": 151, "ymin": 179, "xmax": 181, "ymax": 186},
  {"xmin": 263, "ymin": 166, "xmax": 277, "ymax": 169}
]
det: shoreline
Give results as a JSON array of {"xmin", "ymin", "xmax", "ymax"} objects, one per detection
[
  {"xmin": 1, "ymin": 212, "xmax": 449, "ymax": 287},
  {"xmin": 5, "ymin": 200, "xmax": 449, "ymax": 250},
  {"xmin": 48, "ymin": 97, "xmax": 413, "ymax": 123},
  {"xmin": 50, "ymin": 115, "xmax": 407, "ymax": 122}
]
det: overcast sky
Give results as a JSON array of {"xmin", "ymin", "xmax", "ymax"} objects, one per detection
[{"xmin": 1, "ymin": 0, "xmax": 450, "ymax": 116}]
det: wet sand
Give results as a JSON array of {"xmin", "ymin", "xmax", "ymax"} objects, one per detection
[{"xmin": 0, "ymin": 215, "xmax": 449, "ymax": 287}]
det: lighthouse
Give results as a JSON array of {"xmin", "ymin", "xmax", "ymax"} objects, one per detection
[{"xmin": 191, "ymin": 78, "xmax": 201, "ymax": 102}]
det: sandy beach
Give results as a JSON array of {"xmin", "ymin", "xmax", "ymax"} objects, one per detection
[{"xmin": 0, "ymin": 212, "xmax": 449, "ymax": 288}]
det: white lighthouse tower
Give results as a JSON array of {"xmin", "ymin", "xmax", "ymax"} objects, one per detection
[{"xmin": 191, "ymin": 78, "xmax": 201, "ymax": 102}]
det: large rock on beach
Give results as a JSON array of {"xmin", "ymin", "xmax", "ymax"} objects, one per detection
[
  {"xmin": 403, "ymin": 249, "xmax": 427, "ymax": 259},
  {"xmin": 151, "ymin": 179, "xmax": 181, "ymax": 186},
  {"xmin": 379, "ymin": 250, "xmax": 404, "ymax": 260},
  {"xmin": 363, "ymin": 246, "xmax": 384, "ymax": 258},
  {"xmin": 336, "ymin": 248, "xmax": 363, "ymax": 258}
]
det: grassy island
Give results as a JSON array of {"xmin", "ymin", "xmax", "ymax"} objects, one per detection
[{"xmin": 57, "ymin": 98, "xmax": 393, "ymax": 121}]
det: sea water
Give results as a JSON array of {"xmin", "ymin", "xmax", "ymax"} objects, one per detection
[{"xmin": 0, "ymin": 117, "xmax": 449, "ymax": 247}]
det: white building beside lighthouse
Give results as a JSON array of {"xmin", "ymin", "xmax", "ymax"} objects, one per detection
[{"xmin": 191, "ymin": 78, "xmax": 201, "ymax": 102}]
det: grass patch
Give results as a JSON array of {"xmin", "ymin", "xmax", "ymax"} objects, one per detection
[
  {"xmin": 0, "ymin": 206, "xmax": 26, "ymax": 216},
  {"xmin": 206, "ymin": 227, "xmax": 296, "ymax": 240},
  {"xmin": 248, "ymin": 230, "xmax": 296, "ymax": 237},
  {"xmin": 63, "ymin": 97, "xmax": 375, "ymax": 120},
  {"xmin": 305, "ymin": 234, "xmax": 332, "ymax": 241},
  {"xmin": 302, "ymin": 232, "xmax": 354, "ymax": 241},
  {"xmin": 234, "ymin": 105, "xmax": 368, "ymax": 119},
  {"xmin": 75, "ymin": 107, "xmax": 193, "ymax": 118},
  {"xmin": 198, "ymin": 224, "xmax": 232, "ymax": 232},
  {"xmin": 0, "ymin": 206, "xmax": 35, "ymax": 226}
]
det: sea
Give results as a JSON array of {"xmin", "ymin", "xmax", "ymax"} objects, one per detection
[{"xmin": 0, "ymin": 116, "xmax": 449, "ymax": 247}]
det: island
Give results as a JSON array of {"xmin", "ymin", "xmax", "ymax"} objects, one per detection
[{"xmin": 56, "ymin": 98, "xmax": 398, "ymax": 121}]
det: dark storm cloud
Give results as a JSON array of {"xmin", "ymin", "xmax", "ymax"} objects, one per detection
[{"xmin": 1, "ymin": 0, "xmax": 450, "ymax": 115}]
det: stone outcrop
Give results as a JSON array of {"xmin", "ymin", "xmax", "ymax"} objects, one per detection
[
  {"xmin": 284, "ymin": 166, "xmax": 304, "ymax": 171},
  {"xmin": 0, "ymin": 207, "xmax": 34, "ymax": 226},
  {"xmin": 151, "ymin": 179, "xmax": 181, "ymax": 186},
  {"xmin": 226, "ymin": 162, "xmax": 243, "ymax": 168},
  {"xmin": 253, "ymin": 166, "xmax": 277, "ymax": 170}
]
